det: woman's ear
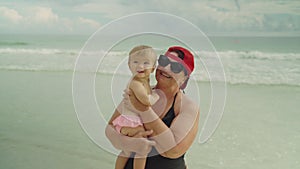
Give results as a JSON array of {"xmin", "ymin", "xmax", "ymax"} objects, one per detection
[
  {"xmin": 181, "ymin": 76, "xmax": 188, "ymax": 85},
  {"xmin": 180, "ymin": 77, "xmax": 189, "ymax": 90}
]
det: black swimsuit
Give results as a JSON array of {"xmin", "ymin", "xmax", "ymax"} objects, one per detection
[{"xmin": 124, "ymin": 93, "xmax": 186, "ymax": 169}]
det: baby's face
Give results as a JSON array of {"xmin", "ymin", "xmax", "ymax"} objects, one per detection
[{"xmin": 128, "ymin": 54, "xmax": 156, "ymax": 78}]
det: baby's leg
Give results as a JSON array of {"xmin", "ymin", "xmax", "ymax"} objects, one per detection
[
  {"xmin": 115, "ymin": 151, "xmax": 131, "ymax": 169},
  {"xmin": 118, "ymin": 126, "xmax": 148, "ymax": 169},
  {"xmin": 133, "ymin": 156, "xmax": 146, "ymax": 169},
  {"xmin": 132, "ymin": 127, "xmax": 147, "ymax": 169}
]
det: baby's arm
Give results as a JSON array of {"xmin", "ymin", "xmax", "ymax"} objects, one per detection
[{"xmin": 130, "ymin": 81, "xmax": 152, "ymax": 106}]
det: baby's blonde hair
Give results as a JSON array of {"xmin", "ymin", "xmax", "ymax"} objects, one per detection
[{"xmin": 129, "ymin": 45, "xmax": 157, "ymax": 66}]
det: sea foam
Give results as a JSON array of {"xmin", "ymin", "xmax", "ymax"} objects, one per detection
[{"xmin": 0, "ymin": 48, "xmax": 299, "ymax": 86}]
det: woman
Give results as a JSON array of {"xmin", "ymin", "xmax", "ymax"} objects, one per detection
[{"xmin": 106, "ymin": 46, "xmax": 200, "ymax": 169}]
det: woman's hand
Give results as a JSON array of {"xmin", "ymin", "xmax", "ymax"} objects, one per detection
[
  {"xmin": 120, "ymin": 126, "xmax": 146, "ymax": 137},
  {"xmin": 105, "ymin": 124, "xmax": 155, "ymax": 155}
]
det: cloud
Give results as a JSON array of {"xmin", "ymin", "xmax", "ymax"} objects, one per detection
[
  {"xmin": 0, "ymin": 4, "xmax": 102, "ymax": 34},
  {"xmin": 194, "ymin": 2, "xmax": 265, "ymax": 30},
  {"xmin": 0, "ymin": 6, "xmax": 23, "ymax": 23},
  {"xmin": 33, "ymin": 6, "xmax": 58, "ymax": 23},
  {"xmin": 71, "ymin": 0, "xmax": 299, "ymax": 33},
  {"xmin": 136, "ymin": 0, "xmax": 300, "ymax": 33},
  {"xmin": 78, "ymin": 17, "xmax": 100, "ymax": 28},
  {"xmin": 73, "ymin": 2, "xmax": 131, "ymax": 18},
  {"xmin": 53, "ymin": 17, "xmax": 102, "ymax": 34},
  {"xmin": 1, "ymin": 0, "xmax": 300, "ymax": 34}
]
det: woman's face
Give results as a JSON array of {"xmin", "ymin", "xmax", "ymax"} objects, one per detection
[{"xmin": 155, "ymin": 52, "xmax": 187, "ymax": 89}]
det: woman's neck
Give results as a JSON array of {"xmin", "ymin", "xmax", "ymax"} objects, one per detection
[{"xmin": 155, "ymin": 84, "xmax": 179, "ymax": 99}]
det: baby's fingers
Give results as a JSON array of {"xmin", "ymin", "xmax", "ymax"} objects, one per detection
[{"xmin": 134, "ymin": 130, "xmax": 153, "ymax": 138}]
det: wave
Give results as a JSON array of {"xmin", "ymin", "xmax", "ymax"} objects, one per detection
[
  {"xmin": 0, "ymin": 41, "xmax": 29, "ymax": 46},
  {"xmin": 2, "ymin": 65, "xmax": 298, "ymax": 87},
  {"xmin": 0, "ymin": 48, "xmax": 78, "ymax": 55},
  {"xmin": 2, "ymin": 48, "xmax": 300, "ymax": 61},
  {"xmin": 0, "ymin": 66, "xmax": 72, "ymax": 72},
  {"xmin": 196, "ymin": 50, "xmax": 300, "ymax": 61},
  {"xmin": 1, "ymin": 48, "xmax": 299, "ymax": 86}
]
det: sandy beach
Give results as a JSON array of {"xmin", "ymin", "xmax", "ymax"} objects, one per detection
[{"xmin": 1, "ymin": 70, "xmax": 299, "ymax": 169}]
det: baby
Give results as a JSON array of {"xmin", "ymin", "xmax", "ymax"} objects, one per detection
[{"xmin": 112, "ymin": 45, "xmax": 158, "ymax": 169}]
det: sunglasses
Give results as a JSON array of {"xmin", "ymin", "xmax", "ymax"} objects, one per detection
[{"xmin": 158, "ymin": 55, "xmax": 187, "ymax": 75}]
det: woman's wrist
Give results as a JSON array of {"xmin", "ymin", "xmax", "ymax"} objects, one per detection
[{"xmin": 139, "ymin": 107, "xmax": 159, "ymax": 123}]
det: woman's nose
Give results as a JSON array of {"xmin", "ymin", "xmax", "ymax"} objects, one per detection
[
  {"xmin": 163, "ymin": 64, "xmax": 171, "ymax": 72},
  {"xmin": 158, "ymin": 64, "xmax": 172, "ymax": 74}
]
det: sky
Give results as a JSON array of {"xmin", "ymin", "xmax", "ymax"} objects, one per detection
[{"xmin": 1, "ymin": 0, "xmax": 300, "ymax": 35}]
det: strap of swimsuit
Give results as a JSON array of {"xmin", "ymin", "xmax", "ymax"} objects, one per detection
[{"xmin": 171, "ymin": 92, "xmax": 178, "ymax": 108}]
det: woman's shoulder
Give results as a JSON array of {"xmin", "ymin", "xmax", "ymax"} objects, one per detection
[
  {"xmin": 180, "ymin": 92, "xmax": 199, "ymax": 112},
  {"xmin": 181, "ymin": 92, "xmax": 198, "ymax": 106}
]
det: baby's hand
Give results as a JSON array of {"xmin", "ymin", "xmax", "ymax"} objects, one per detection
[{"xmin": 149, "ymin": 90, "xmax": 159, "ymax": 105}]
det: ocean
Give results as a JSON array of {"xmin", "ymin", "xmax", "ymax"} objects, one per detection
[
  {"xmin": 1, "ymin": 35, "xmax": 299, "ymax": 86},
  {"xmin": 0, "ymin": 34, "xmax": 299, "ymax": 169}
]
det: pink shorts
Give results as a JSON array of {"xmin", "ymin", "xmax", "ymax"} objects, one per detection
[{"xmin": 112, "ymin": 114, "xmax": 143, "ymax": 133}]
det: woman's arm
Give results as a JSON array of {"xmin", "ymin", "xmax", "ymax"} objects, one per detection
[
  {"xmin": 126, "ymin": 94, "xmax": 199, "ymax": 159},
  {"xmin": 160, "ymin": 109, "xmax": 199, "ymax": 158},
  {"xmin": 145, "ymin": 104, "xmax": 199, "ymax": 158}
]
